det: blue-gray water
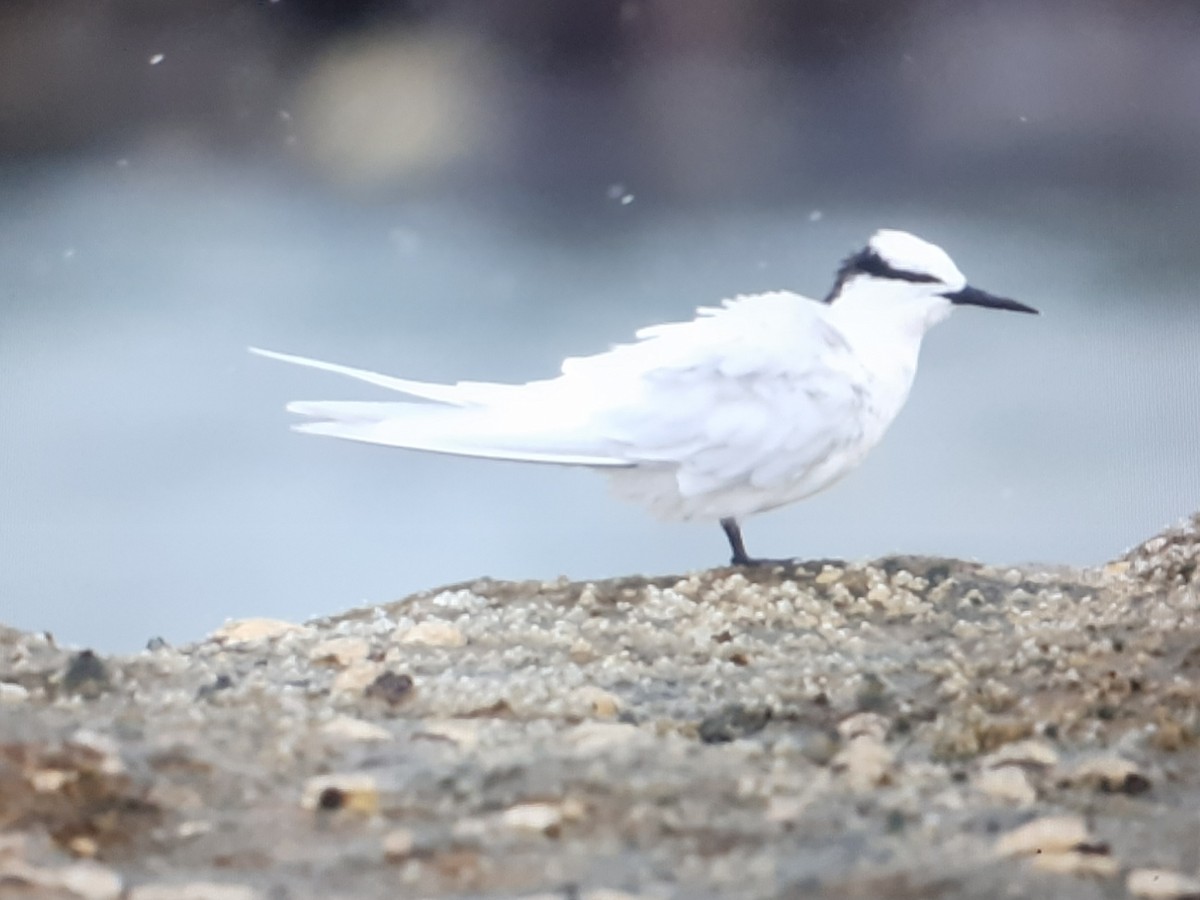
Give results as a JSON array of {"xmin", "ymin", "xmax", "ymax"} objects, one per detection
[{"xmin": 2, "ymin": 160, "xmax": 1198, "ymax": 652}]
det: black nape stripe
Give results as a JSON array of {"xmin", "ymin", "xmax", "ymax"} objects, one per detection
[{"xmin": 823, "ymin": 248, "xmax": 941, "ymax": 303}]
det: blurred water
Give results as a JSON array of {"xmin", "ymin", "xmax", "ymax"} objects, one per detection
[{"xmin": 1, "ymin": 159, "xmax": 1198, "ymax": 652}]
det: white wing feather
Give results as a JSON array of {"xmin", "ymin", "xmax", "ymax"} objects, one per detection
[
  {"xmin": 253, "ymin": 291, "xmax": 870, "ymax": 519},
  {"xmin": 248, "ymin": 347, "xmax": 520, "ymax": 407}
]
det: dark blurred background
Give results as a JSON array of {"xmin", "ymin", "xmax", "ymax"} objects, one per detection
[{"xmin": 2, "ymin": 0, "xmax": 1199, "ymax": 651}]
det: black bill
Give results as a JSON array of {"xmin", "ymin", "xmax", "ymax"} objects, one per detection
[{"xmin": 943, "ymin": 285, "xmax": 1038, "ymax": 314}]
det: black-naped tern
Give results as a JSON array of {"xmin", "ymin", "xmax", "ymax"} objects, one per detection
[{"xmin": 253, "ymin": 229, "xmax": 1037, "ymax": 566}]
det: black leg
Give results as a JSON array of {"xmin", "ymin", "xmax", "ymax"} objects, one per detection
[
  {"xmin": 720, "ymin": 517, "xmax": 795, "ymax": 567},
  {"xmin": 721, "ymin": 517, "xmax": 755, "ymax": 566}
]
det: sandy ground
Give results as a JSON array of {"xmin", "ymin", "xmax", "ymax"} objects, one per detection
[{"xmin": 3, "ymin": 515, "xmax": 1200, "ymax": 900}]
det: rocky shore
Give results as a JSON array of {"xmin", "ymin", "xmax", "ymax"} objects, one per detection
[{"xmin": 3, "ymin": 515, "xmax": 1200, "ymax": 899}]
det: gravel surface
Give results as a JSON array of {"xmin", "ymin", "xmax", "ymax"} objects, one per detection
[{"xmin": 3, "ymin": 515, "xmax": 1200, "ymax": 899}]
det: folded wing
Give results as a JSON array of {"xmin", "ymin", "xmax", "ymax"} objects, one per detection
[{"xmin": 250, "ymin": 291, "xmax": 866, "ymax": 496}]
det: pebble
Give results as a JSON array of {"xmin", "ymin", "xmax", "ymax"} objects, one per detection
[
  {"xmin": 0, "ymin": 682, "xmax": 29, "ymax": 703},
  {"xmin": 570, "ymin": 685, "xmax": 622, "ymax": 718},
  {"xmin": 382, "ymin": 828, "xmax": 415, "ymax": 861},
  {"xmin": 30, "ymin": 767, "xmax": 71, "ymax": 792},
  {"xmin": 831, "ymin": 712, "xmax": 892, "ymax": 791},
  {"xmin": 982, "ymin": 738, "xmax": 1059, "ymax": 770},
  {"xmin": 1030, "ymin": 847, "xmax": 1119, "ymax": 878},
  {"xmin": 68, "ymin": 835, "xmax": 100, "ymax": 858},
  {"xmin": 1069, "ymin": 755, "xmax": 1152, "ymax": 794},
  {"xmin": 61, "ymin": 650, "xmax": 111, "ymax": 698},
  {"xmin": 564, "ymin": 722, "xmax": 641, "ymax": 754},
  {"xmin": 308, "ymin": 636, "xmax": 371, "ymax": 667},
  {"xmin": 1127, "ymin": 868, "xmax": 1200, "ymax": 899},
  {"xmin": 300, "ymin": 773, "xmax": 380, "ymax": 815},
  {"xmin": 837, "ymin": 712, "xmax": 889, "ymax": 743},
  {"xmin": 516, "ymin": 888, "xmax": 641, "ymax": 900},
  {"xmin": 831, "ymin": 738, "xmax": 892, "ymax": 792},
  {"xmin": 0, "ymin": 860, "xmax": 123, "ymax": 900},
  {"xmin": 394, "ymin": 620, "xmax": 466, "ymax": 648},
  {"xmin": 70, "ymin": 730, "xmax": 126, "ymax": 774},
  {"xmin": 128, "ymin": 882, "xmax": 262, "ymax": 900},
  {"xmin": 417, "ymin": 719, "xmax": 480, "ymax": 750},
  {"xmin": 0, "ymin": 832, "xmax": 26, "ymax": 859},
  {"xmin": 320, "ymin": 715, "xmax": 392, "ymax": 742},
  {"xmin": 500, "ymin": 802, "xmax": 564, "ymax": 836},
  {"xmin": 210, "ymin": 618, "xmax": 307, "ymax": 644},
  {"xmin": 698, "ymin": 703, "xmax": 772, "ymax": 743},
  {"xmin": 363, "ymin": 670, "xmax": 416, "ymax": 706},
  {"xmin": 974, "ymin": 765, "xmax": 1036, "ymax": 806},
  {"xmin": 815, "ymin": 566, "xmax": 843, "ymax": 585},
  {"xmin": 569, "ymin": 638, "xmax": 597, "ymax": 663},
  {"xmin": 994, "ymin": 814, "xmax": 1090, "ymax": 857},
  {"xmin": 331, "ymin": 662, "xmax": 385, "ymax": 696}
]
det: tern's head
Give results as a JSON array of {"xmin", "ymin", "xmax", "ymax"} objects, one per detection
[{"xmin": 825, "ymin": 230, "xmax": 1037, "ymax": 334}]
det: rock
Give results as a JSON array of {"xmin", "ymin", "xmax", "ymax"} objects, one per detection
[
  {"xmin": 564, "ymin": 722, "xmax": 641, "ymax": 754},
  {"xmin": 994, "ymin": 815, "xmax": 1090, "ymax": 857},
  {"xmin": 0, "ymin": 860, "xmax": 123, "ymax": 900},
  {"xmin": 61, "ymin": 650, "xmax": 111, "ymax": 698},
  {"xmin": 1069, "ymin": 755, "xmax": 1152, "ymax": 794},
  {"xmin": 1, "ymin": 740, "xmax": 160, "ymax": 856},
  {"xmin": 363, "ymin": 670, "xmax": 416, "ymax": 706},
  {"xmin": 831, "ymin": 713, "xmax": 893, "ymax": 791},
  {"xmin": 416, "ymin": 719, "xmax": 480, "ymax": 750},
  {"xmin": 394, "ymin": 621, "xmax": 466, "ymax": 648},
  {"xmin": 982, "ymin": 738, "xmax": 1059, "ymax": 770},
  {"xmin": 500, "ymin": 802, "xmax": 564, "ymax": 836},
  {"xmin": 210, "ymin": 618, "xmax": 307, "ymax": 644},
  {"xmin": 308, "ymin": 636, "xmax": 371, "ymax": 667},
  {"xmin": 511, "ymin": 883, "xmax": 638, "ymax": 897},
  {"xmin": 331, "ymin": 661, "xmax": 385, "ymax": 696},
  {"xmin": 568, "ymin": 638, "xmax": 597, "ymax": 664},
  {"xmin": 300, "ymin": 774, "xmax": 379, "ymax": 815},
  {"xmin": 176, "ymin": 820, "xmax": 214, "ymax": 839},
  {"xmin": 1127, "ymin": 868, "xmax": 1200, "ymax": 899},
  {"xmin": 837, "ymin": 712, "xmax": 889, "ymax": 743},
  {"xmin": 1151, "ymin": 710, "xmax": 1193, "ymax": 752},
  {"xmin": 974, "ymin": 765, "xmax": 1037, "ymax": 806},
  {"xmin": 1123, "ymin": 512, "xmax": 1200, "ymax": 590},
  {"xmin": 67, "ymin": 834, "xmax": 100, "ymax": 858},
  {"xmin": 382, "ymin": 828, "xmax": 415, "ymax": 861},
  {"xmin": 195, "ymin": 673, "xmax": 235, "ymax": 700},
  {"xmin": 30, "ymin": 767, "xmax": 72, "ymax": 792},
  {"xmin": 815, "ymin": 566, "xmax": 844, "ymax": 585},
  {"xmin": 993, "ymin": 810, "xmax": 1115, "ymax": 876},
  {"xmin": 128, "ymin": 882, "xmax": 262, "ymax": 900},
  {"xmin": 570, "ymin": 685, "xmax": 622, "ymax": 718},
  {"xmin": 0, "ymin": 681, "xmax": 29, "ymax": 703},
  {"xmin": 0, "ymin": 831, "xmax": 26, "ymax": 860},
  {"xmin": 69, "ymin": 730, "xmax": 126, "ymax": 774},
  {"xmin": 831, "ymin": 735, "xmax": 893, "ymax": 791},
  {"xmin": 7, "ymin": 511, "xmax": 1200, "ymax": 898},
  {"xmin": 698, "ymin": 703, "xmax": 772, "ymax": 743},
  {"xmin": 320, "ymin": 715, "xmax": 392, "ymax": 742},
  {"xmin": 62, "ymin": 863, "xmax": 124, "ymax": 899},
  {"xmin": 1030, "ymin": 847, "xmax": 1118, "ymax": 878}
]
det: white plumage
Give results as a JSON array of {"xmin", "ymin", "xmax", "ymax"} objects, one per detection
[{"xmin": 253, "ymin": 229, "xmax": 1036, "ymax": 564}]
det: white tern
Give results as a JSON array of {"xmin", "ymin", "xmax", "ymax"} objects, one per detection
[{"xmin": 252, "ymin": 229, "xmax": 1037, "ymax": 565}]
